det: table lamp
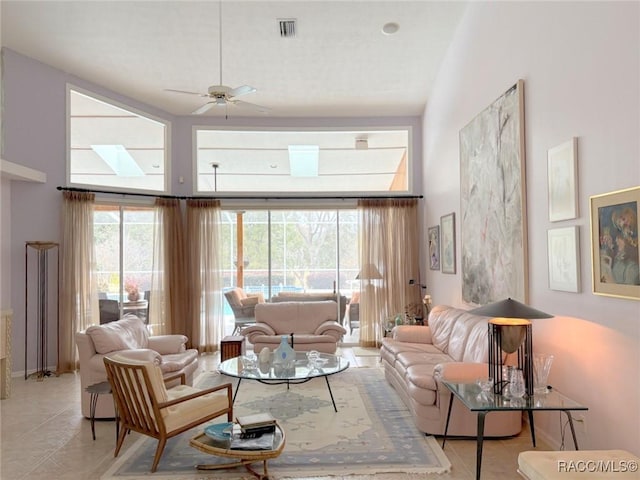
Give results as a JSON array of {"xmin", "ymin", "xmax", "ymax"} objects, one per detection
[{"xmin": 470, "ymin": 298, "xmax": 552, "ymax": 396}]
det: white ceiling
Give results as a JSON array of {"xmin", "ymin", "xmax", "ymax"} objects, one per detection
[{"xmin": 1, "ymin": 0, "xmax": 467, "ymax": 118}]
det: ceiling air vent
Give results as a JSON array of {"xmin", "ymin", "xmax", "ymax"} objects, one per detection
[{"xmin": 279, "ymin": 19, "xmax": 296, "ymax": 38}]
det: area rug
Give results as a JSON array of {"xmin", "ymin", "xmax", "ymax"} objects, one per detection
[{"xmin": 101, "ymin": 367, "xmax": 450, "ymax": 479}]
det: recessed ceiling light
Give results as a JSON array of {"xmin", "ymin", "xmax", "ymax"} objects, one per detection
[{"xmin": 382, "ymin": 22, "xmax": 400, "ymax": 35}]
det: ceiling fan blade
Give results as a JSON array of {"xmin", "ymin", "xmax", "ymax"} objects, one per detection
[
  {"xmin": 165, "ymin": 88, "xmax": 207, "ymax": 97},
  {"xmin": 232, "ymin": 100, "xmax": 271, "ymax": 113},
  {"xmin": 192, "ymin": 102, "xmax": 216, "ymax": 115},
  {"xmin": 228, "ymin": 85, "xmax": 257, "ymax": 98}
]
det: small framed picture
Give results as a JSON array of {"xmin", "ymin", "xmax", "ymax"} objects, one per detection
[
  {"xmin": 428, "ymin": 225, "xmax": 440, "ymax": 270},
  {"xmin": 548, "ymin": 138, "xmax": 578, "ymax": 222},
  {"xmin": 547, "ymin": 226, "xmax": 580, "ymax": 292},
  {"xmin": 440, "ymin": 213, "xmax": 456, "ymax": 274},
  {"xmin": 590, "ymin": 186, "xmax": 640, "ymax": 300}
]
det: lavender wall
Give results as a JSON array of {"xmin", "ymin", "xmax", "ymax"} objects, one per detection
[
  {"xmin": 2, "ymin": 48, "xmax": 422, "ymax": 376},
  {"xmin": 423, "ymin": 2, "xmax": 639, "ymax": 453}
]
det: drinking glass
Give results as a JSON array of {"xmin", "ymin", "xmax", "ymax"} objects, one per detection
[{"xmin": 508, "ymin": 368, "xmax": 525, "ymax": 398}]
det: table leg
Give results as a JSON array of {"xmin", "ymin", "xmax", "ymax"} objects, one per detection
[
  {"xmin": 232, "ymin": 378, "xmax": 242, "ymax": 404},
  {"xmin": 324, "ymin": 376, "xmax": 338, "ymax": 412},
  {"xmin": 442, "ymin": 392, "xmax": 454, "ymax": 449},
  {"xmin": 564, "ymin": 411, "xmax": 580, "ymax": 450},
  {"xmin": 528, "ymin": 410, "xmax": 536, "ymax": 447},
  {"xmin": 89, "ymin": 392, "xmax": 98, "ymax": 441},
  {"xmin": 475, "ymin": 411, "xmax": 487, "ymax": 480}
]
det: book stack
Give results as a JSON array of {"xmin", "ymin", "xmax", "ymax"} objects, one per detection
[
  {"xmin": 229, "ymin": 413, "xmax": 278, "ymax": 450},
  {"xmin": 236, "ymin": 412, "xmax": 277, "ymax": 435}
]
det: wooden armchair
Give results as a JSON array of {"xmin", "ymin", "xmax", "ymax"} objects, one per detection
[{"xmin": 104, "ymin": 355, "xmax": 233, "ymax": 473}]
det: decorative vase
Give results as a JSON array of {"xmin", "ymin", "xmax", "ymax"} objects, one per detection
[
  {"xmin": 533, "ymin": 353, "xmax": 554, "ymax": 394},
  {"xmin": 128, "ymin": 291, "xmax": 139, "ymax": 302},
  {"xmin": 273, "ymin": 335, "xmax": 295, "ymax": 364},
  {"xmin": 259, "ymin": 347, "xmax": 271, "ymax": 364}
]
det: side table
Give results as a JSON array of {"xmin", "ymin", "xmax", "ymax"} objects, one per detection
[
  {"xmin": 85, "ymin": 381, "xmax": 119, "ymax": 442},
  {"xmin": 190, "ymin": 422, "xmax": 286, "ymax": 479},
  {"xmin": 221, "ymin": 335, "xmax": 246, "ymax": 362},
  {"xmin": 441, "ymin": 380, "xmax": 587, "ymax": 480}
]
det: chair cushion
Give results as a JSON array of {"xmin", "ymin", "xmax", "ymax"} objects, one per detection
[
  {"xmin": 86, "ymin": 315, "xmax": 149, "ymax": 354},
  {"xmin": 163, "ymin": 385, "xmax": 230, "ymax": 433}
]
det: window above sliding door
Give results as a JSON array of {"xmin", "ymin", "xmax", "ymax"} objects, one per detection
[
  {"xmin": 194, "ymin": 128, "xmax": 411, "ymax": 194},
  {"xmin": 67, "ymin": 86, "xmax": 170, "ymax": 193}
]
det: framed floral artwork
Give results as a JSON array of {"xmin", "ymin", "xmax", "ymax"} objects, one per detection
[{"xmin": 590, "ymin": 186, "xmax": 640, "ymax": 300}]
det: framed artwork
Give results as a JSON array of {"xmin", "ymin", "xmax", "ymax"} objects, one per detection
[
  {"xmin": 428, "ymin": 225, "xmax": 440, "ymax": 270},
  {"xmin": 460, "ymin": 80, "xmax": 527, "ymax": 304},
  {"xmin": 547, "ymin": 226, "xmax": 580, "ymax": 292},
  {"xmin": 548, "ymin": 138, "xmax": 579, "ymax": 222},
  {"xmin": 440, "ymin": 213, "xmax": 456, "ymax": 274},
  {"xmin": 590, "ymin": 186, "xmax": 640, "ymax": 300}
]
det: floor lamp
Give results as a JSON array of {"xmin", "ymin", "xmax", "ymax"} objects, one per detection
[
  {"xmin": 356, "ymin": 263, "xmax": 382, "ymax": 331},
  {"xmin": 24, "ymin": 241, "xmax": 59, "ymax": 380},
  {"xmin": 470, "ymin": 298, "xmax": 552, "ymax": 396}
]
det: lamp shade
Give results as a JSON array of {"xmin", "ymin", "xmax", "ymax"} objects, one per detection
[
  {"xmin": 470, "ymin": 298, "xmax": 552, "ymax": 319},
  {"xmin": 356, "ymin": 263, "xmax": 382, "ymax": 280}
]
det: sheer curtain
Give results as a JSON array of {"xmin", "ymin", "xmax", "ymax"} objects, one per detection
[
  {"xmin": 358, "ymin": 198, "xmax": 421, "ymax": 347},
  {"xmin": 186, "ymin": 199, "xmax": 224, "ymax": 352},
  {"xmin": 59, "ymin": 191, "xmax": 97, "ymax": 372},
  {"xmin": 149, "ymin": 198, "xmax": 187, "ymax": 336}
]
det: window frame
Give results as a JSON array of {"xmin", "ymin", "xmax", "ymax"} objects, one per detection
[
  {"xmin": 66, "ymin": 84, "xmax": 172, "ymax": 194},
  {"xmin": 192, "ymin": 125, "xmax": 413, "ymax": 196}
]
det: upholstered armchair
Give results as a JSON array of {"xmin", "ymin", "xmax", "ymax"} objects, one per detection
[
  {"xmin": 224, "ymin": 287, "xmax": 265, "ymax": 334},
  {"xmin": 75, "ymin": 315, "xmax": 199, "ymax": 419}
]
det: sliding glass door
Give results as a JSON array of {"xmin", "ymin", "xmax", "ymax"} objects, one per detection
[
  {"xmin": 93, "ymin": 205, "xmax": 154, "ymax": 323},
  {"xmin": 220, "ymin": 208, "xmax": 358, "ymax": 320}
]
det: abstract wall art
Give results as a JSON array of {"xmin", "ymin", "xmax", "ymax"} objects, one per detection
[{"xmin": 460, "ymin": 80, "xmax": 528, "ymax": 305}]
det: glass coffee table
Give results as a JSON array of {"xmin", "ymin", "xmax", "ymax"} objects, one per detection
[
  {"xmin": 190, "ymin": 422, "xmax": 285, "ymax": 479},
  {"xmin": 441, "ymin": 381, "xmax": 588, "ymax": 480},
  {"xmin": 218, "ymin": 351, "xmax": 349, "ymax": 412}
]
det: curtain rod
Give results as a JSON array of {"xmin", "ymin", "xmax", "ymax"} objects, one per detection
[{"xmin": 57, "ymin": 186, "xmax": 423, "ymax": 201}]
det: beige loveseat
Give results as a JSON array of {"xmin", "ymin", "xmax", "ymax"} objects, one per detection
[
  {"xmin": 242, "ymin": 301, "xmax": 347, "ymax": 353},
  {"xmin": 75, "ymin": 315, "xmax": 199, "ymax": 418},
  {"xmin": 271, "ymin": 292, "xmax": 348, "ymax": 324},
  {"xmin": 380, "ymin": 305, "xmax": 522, "ymax": 437}
]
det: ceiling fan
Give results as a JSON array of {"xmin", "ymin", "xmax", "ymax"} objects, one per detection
[{"xmin": 165, "ymin": 2, "xmax": 269, "ymax": 115}]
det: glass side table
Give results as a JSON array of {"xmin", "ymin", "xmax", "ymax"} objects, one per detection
[{"xmin": 441, "ymin": 380, "xmax": 588, "ymax": 480}]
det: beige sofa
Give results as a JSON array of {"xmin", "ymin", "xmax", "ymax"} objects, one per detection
[
  {"xmin": 242, "ymin": 301, "xmax": 347, "ymax": 353},
  {"xmin": 271, "ymin": 292, "xmax": 348, "ymax": 324},
  {"xmin": 75, "ymin": 315, "xmax": 199, "ymax": 418},
  {"xmin": 380, "ymin": 305, "xmax": 522, "ymax": 437}
]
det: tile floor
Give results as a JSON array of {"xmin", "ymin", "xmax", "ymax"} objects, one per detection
[{"xmin": 0, "ymin": 346, "xmax": 546, "ymax": 479}]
